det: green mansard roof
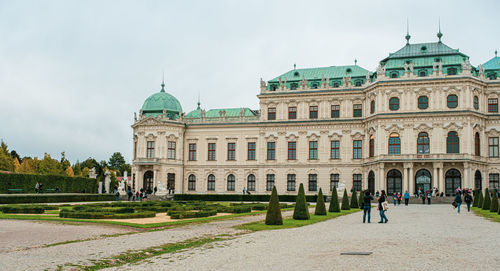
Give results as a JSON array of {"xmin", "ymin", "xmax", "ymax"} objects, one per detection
[
  {"xmin": 382, "ymin": 42, "xmax": 467, "ymax": 62},
  {"xmin": 268, "ymin": 65, "xmax": 370, "ymax": 83},
  {"xmin": 482, "ymin": 55, "xmax": 500, "ymax": 70},
  {"xmin": 186, "ymin": 107, "xmax": 257, "ymax": 119}
]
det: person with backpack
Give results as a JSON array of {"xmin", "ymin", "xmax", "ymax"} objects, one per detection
[
  {"xmin": 362, "ymin": 191, "xmax": 374, "ymax": 223},
  {"xmin": 464, "ymin": 192, "xmax": 472, "ymax": 212},
  {"xmin": 454, "ymin": 192, "xmax": 463, "ymax": 213},
  {"xmin": 378, "ymin": 190, "xmax": 389, "ymax": 223},
  {"xmin": 403, "ymin": 190, "xmax": 410, "ymax": 206}
]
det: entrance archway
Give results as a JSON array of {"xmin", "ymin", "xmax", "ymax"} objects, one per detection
[
  {"xmin": 445, "ymin": 169, "xmax": 461, "ymax": 196},
  {"xmin": 474, "ymin": 170, "xmax": 482, "ymax": 190},
  {"xmin": 368, "ymin": 171, "xmax": 375, "ymax": 195},
  {"xmin": 143, "ymin": 171, "xmax": 153, "ymax": 192},
  {"xmin": 415, "ymin": 169, "xmax": 432, "ymax": 194},
  {"xmin": 386, "ymin": 169, "xmax": 402, "ymax": 195}
]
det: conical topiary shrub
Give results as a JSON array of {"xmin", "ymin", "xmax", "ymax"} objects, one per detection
[
  {"xmin": 358, "ymin": 190, "xmax": 364, "ymax": 207},
  {"xmin": 350, "ymin": 189, "xmax": 359, "ymax": 208},
  {"xmin": 482, "ymin": 188, "xmax": 491, "ymax": 210},
  {"xmin": 472, "ymin": 190, "xmax": 479, "ymax": 207},
  {"xmin": 478, "ymin": 190, "xmax": 484, "ymax": 208},
  {"xmin": 341, "ymin": 189, "xmax": 350, "ymax": 210},
  {"xmin": 314, "ymin": 188, "xmax": 327, "ymax": 215},
  {"xmin": 293, "ymin": 183, "xmax": 310, "ymax": 220},
  {"xmin": 490, "ymin": 190, "xmax": 499, "ymax": 213},
  {"xmin": 329, "ymin": 185, "xmax": 340, "ymax": 213},
  {"xmin": 265, "ymin": 186, "xmax": 283, "ymax": 225}
]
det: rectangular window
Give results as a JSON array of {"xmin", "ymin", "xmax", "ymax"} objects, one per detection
[
  {"xmin": 208, "ymin": 143, "xmax": 216, "ymax": 161},
  {"xmin": 331, "ymin": 105, "xmax": 340, "ymax": 118},
  {"xmin": 309, "ymin": 141, "xmax": 318, "ymax": 160},
  {"xmin": 188, "ymin": 143, "xmax": 197, "ymax": 161},
  {"xmin": 288, "ymin": 107, "xmax": 297, "ymax": 119},
  {"xmin": 268, "ymin": 107, "xmax": 276, "ymax": 120},
  {"xmin": 227, "ymin": 143, "xmax": 236, "ymax": 160},
  {"xmin": 167, "ymin": 141, "xmax": 176, "ymax": 159},
  {"xmin": 287, "ymin": 174, "xmax": 296, "ymax": 191},
  {"xmin": 331, "ymin": 140, "xmax": 340, "ymax": 159},
  {"xmin": 308, "ymin": 174, "xmax": 317, "ymax": 191},
  {"xmin": 247, "ymin": 142, "xmax": 256, "ymax": 160},
  {"xmin": 267, "ymin": 142, "xmax": 275, "ymax": 160},
  {"xmin": 489, "ymin": 137, "xmax": 499, "ymax": 158},
  {"xmin": 488, "ymin": 98, "xmax": 498, "ymax": 113},
  {"xmin": 353, "ymin": 104, "xmax": 362, "ymax": 117},
  {"xmin": 147, "ymin": 141, "xmax": 155, "ymax": 158},
  {"xmin": 489, "ymin": 173, "xmax": 499, "ymax": 190},
  {"xmin": 353, "ymin": 140, "xmax": 362, "ymax": 159},
  {"xmin": 330, "ymin": 174, "xmax": 339, "ymax": 191},
  {"xmin": 353, "ymin": 174, "xmax": 362, "ymax": 191},
  {"xmin": 266, "ymin": 174, "xmax": 275, "ymax": 191},
  {"xmin": 309, "ymin": 106, "xmax": 318, "ymax": 119},
  {"xmin": 288, "ymin": 141, "xmax": 296, "ymax": 160}
]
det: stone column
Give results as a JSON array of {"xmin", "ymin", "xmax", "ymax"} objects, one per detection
[
  {"xmin": 463, "ymin": 163, "xmax": 470, "ymax": 189},
  {"xmin": 409, "ymin": 165, "xmax": 414, "ymax": 194},
  {"xmin": 379, "ymin": 163, "xmax": 385, "ymax": 191},
  {"xmin": 439, "ymin": 165, "xmax": 445, "ymax": 195},
  {"xmin": 433, "ymin": 166, "xmax": 438, "ymax": 190},
  {"xmin": 402, "ymin": 166, "xmax": 408, "ymax": 193}
]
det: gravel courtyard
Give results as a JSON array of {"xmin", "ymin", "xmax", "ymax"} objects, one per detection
[{"xmin": 110, "ymin": 205, "xmax": 500, "ymax": 271}]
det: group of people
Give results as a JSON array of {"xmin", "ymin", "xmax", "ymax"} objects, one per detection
[
  {"xmin": 34, "ymin": 182, "xmax": 43, "ymax": 193},
  {"xmin": 361, "ymin": 190, "xmax": 389, "ymax": 224},
  {"xmin": 453, "ymin": 188, "xmax": 474, "ymax": 213}
]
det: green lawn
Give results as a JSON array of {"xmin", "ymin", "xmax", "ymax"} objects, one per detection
[
  {"xmin": 236, "ymin": 208, "xmax": 361, "ymax": 231},
  {"xmin": 472, "ymin": 207, "xmax": 500, "ymax": 223}
]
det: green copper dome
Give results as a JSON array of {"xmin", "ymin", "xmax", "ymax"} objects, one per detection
[{"xmin": 141, "ymin": 82, "xmax": 183, "ymax": 119}]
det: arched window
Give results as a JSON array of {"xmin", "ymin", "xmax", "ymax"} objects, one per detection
[
  {"xmin": 488, "ymin": 73, "xmax": 497, "ymax": 80},
  {"xmin": 388, "ymin": 133, "xmax": 401, "ymax": 155},
  {"xmin": 446, "ymin": 131, "xmax": 460, "ymax": 154},
  {"xmin": 332, "ymin": 81, "xmax": 340, "ymax": 88},
  {"xmin": 188, "ymin": 174, "xmax": 196, "ymax": 191},
  {"xmin": 474, "ymin": 170, "xmax": 482, "ymax": 190},
  {"xmin": 290, "ymin": 83, "xmax": 298, "ymax": 90},
  {"xmin": 418, "ymin": 70, "xmax": 427, "ymax": 77},
  {"xmin": 389, "ymin": 97, "xmax": 400, "ymax": 111},
  {"xmin": 474, "ymin": 96, "xmax": 479, "ymax": 110},
  {"xmin": 369, "ymin": 135, "xmax": 375, "ymax": 157},
  {"xmin": 390, "ymin": 72, "xmax": 399, "ymax": 78},
  {"xmin": 445, "ymin": 169, "xmax": 461, "ymax": 196},
  {"xmin": 270, "ymin": 84, "xmax": 277, "ymax": 91},
  {"xmin": 475, "ymin": 132, "xmax": 480, "ymax": 156},
  {"xmin": 447, "ymin": 94, "xmax": 458, "ymax": 108},
  {"xmin": 415, "ymin": 169, "xmax": 432, "ymax": 194},
  {"xmin": 370, "ymin": 100, "xmax": 375, "ymax": 114},
  {"xmin": 447, "ymin": 67, "xmax": 457, "ymax": 75},
  {"xmin": 247, "ymin": 174, "xmax": 256, "ymax": 191},
  {"xmin": 311, "ymin": 82, "xmax": 319, "ymax": 89},
  {"xmin": 354, "ymin": 80, "xmax": 363, "ymax": 87},
  {"xmin": 417, "ymin": 132, "xmax": 430, "ymax": 154},
  {"xmin": 418, "ymin": 96, "xmax": 428, "ymax": 109},
  {"xmin": 207, "ymin": 174, "xmax": 215, "ymax": 191},
  {"xmin": 227, "ymin": 174, "xmax": 235, "ymax": 191},
  {"xmin": 387, "ymin": 169, "xmax": 402, "ymax": 195}
]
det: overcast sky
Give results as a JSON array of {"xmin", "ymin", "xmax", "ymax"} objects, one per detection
[{"xmin": 1, "ymin": 0, "xmax": 499, "ymax": 164}]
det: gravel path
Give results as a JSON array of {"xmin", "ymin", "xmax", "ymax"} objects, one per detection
[{"xmin": 109, "ymin": 205, "xmax": 500, "ymax": 271}]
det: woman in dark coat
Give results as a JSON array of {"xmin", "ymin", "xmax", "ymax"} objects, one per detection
[
  {"xmin": 362, "ymin": 190, "xmax": 374, "ymax": 223},
  {"xmin": 378, "ymin": 190, "xmax": 389, "ymax": 223}
]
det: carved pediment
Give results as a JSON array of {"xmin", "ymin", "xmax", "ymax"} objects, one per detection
[
  {"xmin": 413, "ymin": 123, "xmax": 433, "ymax": 132},
  {"xmin": 384, "ymin": 123, "xmax": 404, "ymax": 133},
  {"xmin": 443, "ymin": 122, "xmax": 463, "ymax": 131},
  {"xmin": 133, "ymin": 116, "xmax": 165, "ymax": 127}
]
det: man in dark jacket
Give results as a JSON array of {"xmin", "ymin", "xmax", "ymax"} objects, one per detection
[
  {"xmin": 464, "ymin": 192, "xmax": 473, "ymax": 212},
  {"xmin": 362, "ymin": 191, "xmax": 374, "ymax": 223}
]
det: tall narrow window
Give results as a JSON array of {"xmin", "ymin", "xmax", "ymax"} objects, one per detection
[
  {"xmin": 147, "ymin": 141, "xmax": 155, "ymax": 158},
  {"xmin": 268, "ymin": 107, "xmax": 276, "ymax": 120},
  {"xmin": 227, "ymin": 143, "xmax": 236, "ymax": 160},
  {"xmin": 287, "ymin": 174, "xmax": 296, "ymax": 191},
  {"xmin": 208, "ymin": 143, "xmax": 216, "ymax": 161},
  {"xmin": 188, "ymin": 175, "xmax": 196, "ymax": 191},
  {"xmin": 446, "ymin": 131, "xmax": 459, "ymax": 154},
  {"xmin": 447, "ymin": 67, "xmax": 457, "ymax": 75},
  {"xmin": 167, "ymin": 141, "xmax": 176, "ymax": 159},
  {"xmin": 266, "ymin": 174, "xmax": 275, "ymax": 191},
  {"xmin": 418, "ymin": 96, "xmax": 428, "ymax": 109},
  {"xmin": 247, "ymin": 142, "xmax": 256, "ymax": 160},
  {"xmin": 447, "ymin": 95, "xmax": 458, "ymax": 108},
  {"xmin": 207, "ymin": 174, "xmax": 215, "ymax": 191},
  {"xmin": 369, "ymin": 135, "xmax": 374, "ymax": 157},
  {"xmin": 475, "ymin": 133, "xmax": 480, "ymax": 156},
  {"xmin": 474, "ymin": 96, "xmax": 479, "ymax": 110},
  {"xmin": 188, "ymin": 143, "xmax": 197, "ymax": 161},
  {"xmin": 227, "ymin": 174, "xmax": 235, "ymax": 191},
  {"xmin": 288, "ymin": 107, "xmax": 297, "ymax": 119},
  {"xmin": 309, "ymin": 106, "xmax": 318, "ymax": 119},
  {"xmin": 353, "ymin": 174, "xmax": 362, "ymax": 191},
  {"xmin": 370, "ymin": 100, "xmax": 375, "ymax": 114},
  {"xmin": 353, "ymin": 140, "xmax": 362, "ymax": 159},
  {"xmin": 389, "ymin": 97, "xmax": 400, "ymax": 111},
  {"xmin": 331, "ymin": 140, "xmax": 340, "ymax": 159},
  {"xmin": 417, "ymin": 132, "xmax": 430, "ymax": 154},
  {"xmin": 488, "ymin": 98, "xmax": 498, "ymax": 113},
  {"xmin": 331, "ymin": 105, "xmax": 340, "ymax": 118},
  {"xmin": 247, "ymin": 174, "xmax": 256, "ymax": 191},
  {"xmin": 308, "ymin": 174, "xmax": 317, "ymax": 191},
  {"xmin": 267, "ymin": 142, "xmax": 275, "ymax": 160},
  {"xmin": 309, "ymin": 141, "xmax": 318, "ymax": 160},
  {"xmin": 489, "ymin": 173, "xmax": 499, "ymax": 190},
  {"xmin": 353, "ymin": 104, "xmax": 362, "ymax": 117},
  {"xmin": 288, "ymin": 141, "xmax": 296, "ymax": 160},
  {"xmin": 330, "ymin": 174, "xmax": 339, "ymax": 191},
  {"xmin": 489, "ymin": 137, "xmax": 499, "ymax": 157},
  {"xmin": 388, "ymin": 133, "xmax": 401, "ymax": 155}
]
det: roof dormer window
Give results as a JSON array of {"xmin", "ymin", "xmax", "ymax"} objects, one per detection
[
  {"xmin": 346, "ymin": 68, "xmax": 352, "ymax": 73},
  {"xmin": 294, "ymin": 71, "xmax": 300, "ymax": 77},
  {"xmin": 421, "ymin": 46, "xmax": 427, "ymax": 51}
]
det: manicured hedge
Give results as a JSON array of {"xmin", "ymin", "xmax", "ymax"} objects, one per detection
[
  {"xmin": 174, "ymin": 194, "xmax": 320, "ymax": 202},
  {"xmin": 169, "ymin": 210, "xmax": 217, "ymax": 219},
  {"xmin": 59, "ymin": 210, "xmax": 156, "ymax": 219},
  {"xmin": 0, "ymin": 172, "xmax": 97, "ymax": 194},
  {"xmin": 0, "ymin": 194, "xmax": 115, "ymax": 204},
  {"xmin": 0, "ymin": 205, "xmax": 45, "ymax": 214}
]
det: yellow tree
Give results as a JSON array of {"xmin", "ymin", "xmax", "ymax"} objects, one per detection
[
  {"xmin": 65, "ymin": 166, "xmax": 74, "ymax": 177},
  {"xmin": 13, "ymin": 158, "xmax": 21, "ymax": 172},
  {"xmin": 82, "ymin": 167, "xmax": 90, "ymax": 178}
]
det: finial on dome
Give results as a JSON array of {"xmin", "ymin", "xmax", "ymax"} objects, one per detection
[
  {"xmin": 405, "ymin": 18, "xmax": 411, "ymax": 45},
  {"xmin": 294, "ymin": 63, "xmax": 296, "ymax": 70},
  {"xmin": 496, "ymin": 50, "xmax": 498, "ymax": 58},
  {"xmin": 437, "ymin": 18, "xmax": 443, "ymax": 43},
  {"xmin": 161, "ymin": 72, "xmax": 165, "ymax": 92},
  {"xmin": 197, "ymin": 92, "xmax": 201, "ymax": 109},
  {"xmin": 354, "ymin": 59, "xmax": 357, "ymax": 66}
]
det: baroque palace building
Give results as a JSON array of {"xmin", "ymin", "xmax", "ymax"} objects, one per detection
[{"xmin": 131, "ymin": 32, "xmax": 500, "ymax": 196}]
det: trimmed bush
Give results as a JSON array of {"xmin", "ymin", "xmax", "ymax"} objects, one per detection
[
  {"xmin": 0, "ymin": 194, "xmax": 114, "ymax": 204},
  {"xmin": 329, "ymin": 186, "xmax": 340, "ymax": 213},
  {"xmin": 174, "ymin": 194, "xmax": 319, "ymax": 202},
  {"xmin": 265, "ymin": 186, "xmax": 283, "ymax": 225},
  {"xmin": 358, "ymin": 190, "xmax": 363, "ymax": 208},
  {"xmin": 490, "ymin": 191, "xmax": 498, "ymax": 213},
  {"xmin": 478, "ymin": 190, "xmax": 484, "ymax": 208},
  {"xmin": 341, "ymin": 189, "xmax": 350, "ymax": 210},
  {"xmin": 0, "ymin": 172, "xmax": 97, "ymax": 194},
  {"xmin": 350, "ymin": 190, "xmax": 359, "ymax": 209},
  {"xmin": 472, "ymin": 190, "xmax": 479, "ymax": 207},
  {"xmin": 314, "ymin": 188, "xmax": 327, "ymax": 215},
  {"xmin": 0, "ymin": 205, "xmax": 45, "ymax": 214},
  {"xmin": 169, "ymin": 210, "xmax": 217, "ymax": 219},
  {"xmin": 251, "ymin": 204, "xmax": 267, "ymax": 211},
  {"xmin": 59, "ymin": 210, "xmax": 156, "ymax": 219},
  {"xmin": 482, "ymin": 188, "xmax": 491, "ymax": 210},
  {"xmin": 293, "ymin": 183, "xmax": 310, "ymax": 220}
]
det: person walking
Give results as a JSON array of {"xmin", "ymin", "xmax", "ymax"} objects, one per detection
[
  {"xmin": 35, "ymin": 182, "xmax": 39, "ymax": 193},
  {"xmin": 454, "ymin": 192, "xmax": 463, "ymax": 213},
  {"xmin": 403, "ymin": 190, "xmax": 410, "ymax": 206},
  {"xmin": 421, "ymin": 192, "xmax": 426, "ymax": 204},
  {"xmin": 427, "ymin": 191, "xmax": 432, "ymax": 205},
  {"xmin": 362, "ymin": 191, "xmax": 374, "ymax": 223},
  {"xmin": 392, "ymin": 193, "xmax": 397, "ymax": 206},
  {"xmin": 153, "ymin": 186, "xmax": 157, "ymax": 195},
  {"xmin": 378, "ymin": 190, "xmax": 389, "ymax": 223},
  {"xmin": 464, "ymin": 192, "xmax": 473, "ymax": 212},
  {"xmin": 396, "ymin": 192, "xmax": 402, "ymax": 205}
]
